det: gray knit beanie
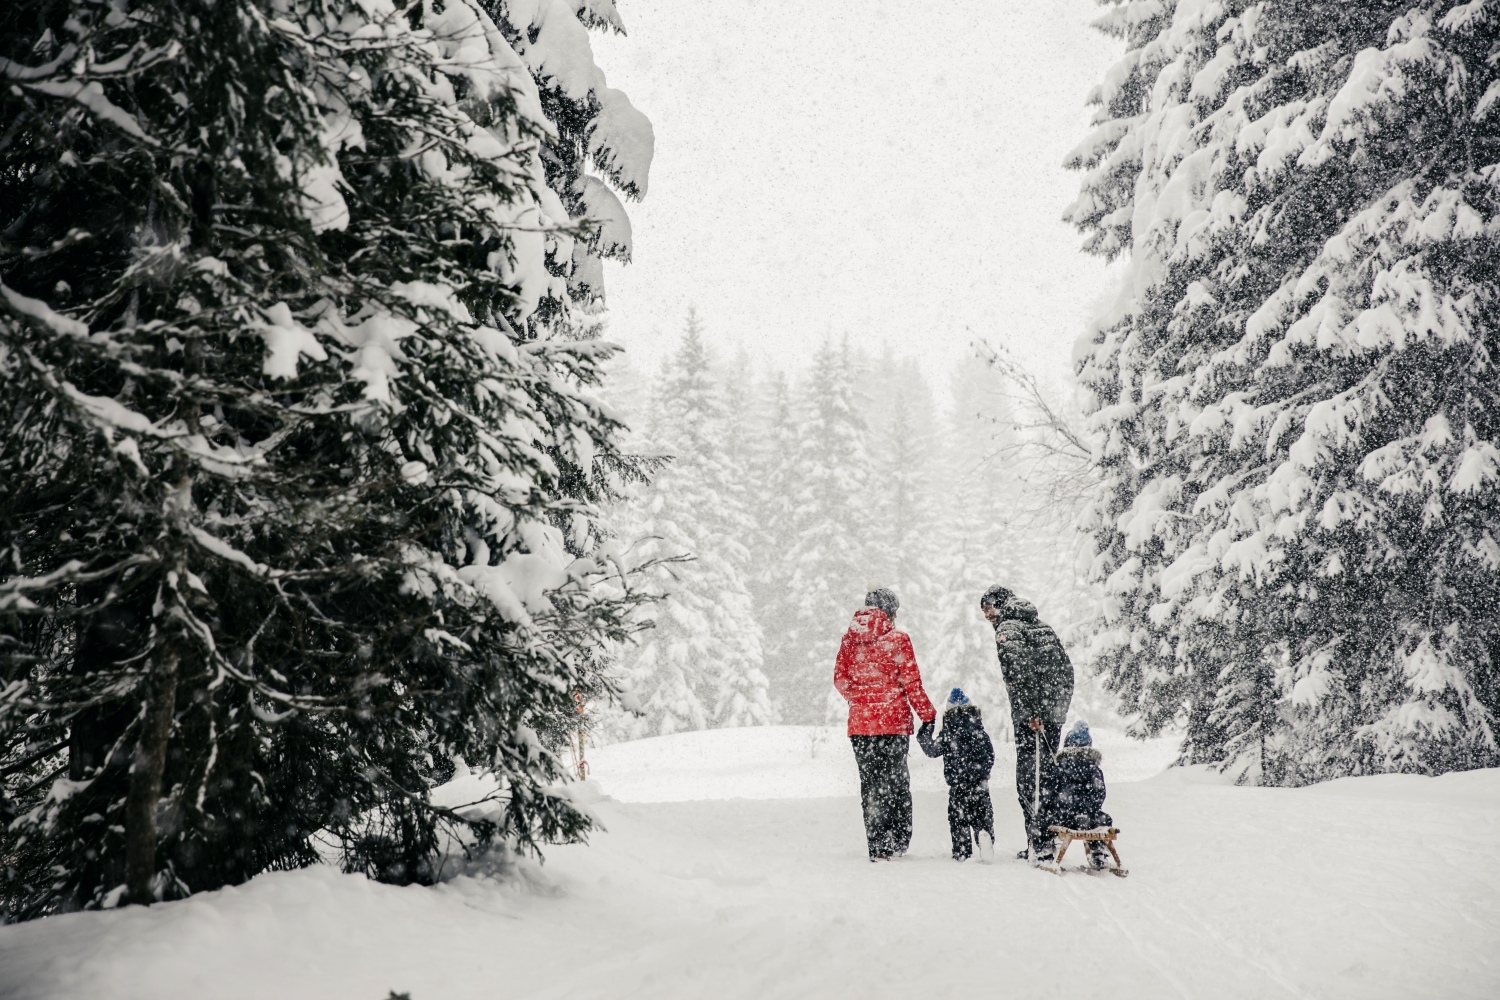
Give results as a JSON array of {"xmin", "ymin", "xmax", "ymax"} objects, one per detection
[{"xmin": 864, "ymin": 586, "xmax": 899, "ymax": 621}]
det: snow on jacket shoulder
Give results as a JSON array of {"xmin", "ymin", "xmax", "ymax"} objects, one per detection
[{"xmin": 833, "ymin": 608, "xmax": 936, "ymax": 736}]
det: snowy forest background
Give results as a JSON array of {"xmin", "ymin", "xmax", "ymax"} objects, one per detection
[
  {"xmin": 598, "ymin": 0, "xmax": 1500, "ymax": 791},
  {"xmin": 595, "ymin": 319, "xmax": 1107, "ymax": 746},
  {"xmin": 2, "ymin": 0, "xmax": 1499, "ymax": 923}
]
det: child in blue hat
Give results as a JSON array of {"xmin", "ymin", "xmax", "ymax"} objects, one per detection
[
  {"xmin": 917, "ymin": 688, "xmax": 996, "ymax": 862},
  {"xmin": 1038, "ymin": 720, "xmax": 1113, "ymax": 869}
]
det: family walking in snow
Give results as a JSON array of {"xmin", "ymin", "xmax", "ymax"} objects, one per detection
[{"xmin": 833, "ymin": 584, "xmax": 1116, "ymax": 870}]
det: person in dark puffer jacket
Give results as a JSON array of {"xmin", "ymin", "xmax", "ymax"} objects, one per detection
[
  {"xmin": 917, "ymin": 688, "xmax": 996, "ymax": 862},
  {"xmin": 981, "ymin": 584, "xmax": 1075, "ymax": 860},
  {"xmin": 1039, "ymin": 720, "xmax": 1113, "ymax": 869}
]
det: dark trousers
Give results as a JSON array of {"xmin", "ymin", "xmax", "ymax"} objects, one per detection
[
  {"xmin": 850, "ymin": 735, "xmax": 912, "ymax": 858},
  {"xmin": 1012, "ymin": 716, "xmax": 1062, "ymax": 848},
  {"xmin": 947, "ymin": 783, "xmax": 994, "ymax": 860}
]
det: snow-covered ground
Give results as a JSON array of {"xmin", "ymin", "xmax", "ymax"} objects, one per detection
[{"xmin": 2, "ymin": 725, "xmax": 1496, "ymax": 999}]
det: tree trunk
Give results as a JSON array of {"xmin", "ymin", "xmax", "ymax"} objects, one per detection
[{"xmin": 124, "ymin": 650, "xmax": 179, "ymax": 905}]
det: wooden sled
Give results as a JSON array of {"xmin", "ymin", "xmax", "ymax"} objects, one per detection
[{"xmin": 1048, "ymin": 825, "xmax": 1128, "ymax": 877}]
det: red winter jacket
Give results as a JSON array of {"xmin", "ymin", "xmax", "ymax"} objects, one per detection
[{"xmin": 833, "ymin": 608, "xmax": 937, "ymax": 736}]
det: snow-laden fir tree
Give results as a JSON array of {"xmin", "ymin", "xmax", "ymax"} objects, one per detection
[
  {"xmin": 773, "ymin": 339, "xmax": 875, "ymax": 724},
  {"xmin": 926, "ymin": 360, "xmax": 1030, "ymax": 738},
  {"xmin": 1069, "ymin": 0, "xmax": 1500, "ymax": 781},
  {"xmin": 0, "ymin": 0, "xmax": 651, "ymax": 918},
  {"xmin": 856, "ymin": 350, "xmax": 943, "ymax": 629},
  {"xmin": 745, "ymin": 369, "xmax": 807, "ymax": 718},
  {"xmin": 477, "ymin": 0, "xmax": 651, "ymax": 310},
  {"xmin": 606, "ymin": 315, "xmax": 773, "ymax": 737}
]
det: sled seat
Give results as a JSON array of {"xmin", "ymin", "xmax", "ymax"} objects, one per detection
[{"xmin": 1048, "ymin": 825, "xmax": 1123, "ymax": 869}]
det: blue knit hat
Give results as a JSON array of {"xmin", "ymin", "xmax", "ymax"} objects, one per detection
[
  {"xmin": 946, "ymin": 688, "xmax": 970, "ymax": 708},
  {"xmin": 1064, "ymin": 720, "xmax": 1092, "ymax": 747}
]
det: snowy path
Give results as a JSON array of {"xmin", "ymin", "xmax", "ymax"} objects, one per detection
[{"xmin": 1, "ymin": 727, "xmax": 1496, "ymax": 999}]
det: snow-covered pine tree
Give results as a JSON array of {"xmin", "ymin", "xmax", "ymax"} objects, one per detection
[
  {"xmin": 479, "ymin": 0, "xmax": 652, "ymax": 310},
  {"xmin": 1, "ymin": 0, "xmax": 651, "ymax": 918},
  {"xmin": 778, "ymin": 338, "xmax": 873, "ymax": 724},
  {"xmin": 745, "ymin": 369, "xmax": 805, "ymax": 720},
  {"xmin": 927, "ymin": 358, "xmax": 1028, "ymax": 737},
  {"xmin": 607, "ymin": 314, "xmax": 772, "ymax": 737},
  {"xmin": 857, "ymin": 350, "xmax": 942, "ymax": 631},
  {"xmin": 1068, "ymin": 0, "xmax": 1500, "ymax": 781}
]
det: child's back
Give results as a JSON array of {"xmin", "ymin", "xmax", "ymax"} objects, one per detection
[
  {"xmin": 917, "ymin": 688, "xmax": 995, "ymax": 861},
  {"xmin": 1043, "ymin": 720, "xmax": 1109, "ymax": 828},
  {"xmin": 1038, "ymin": 720, "xmax": 1113, "ymax": 868}
]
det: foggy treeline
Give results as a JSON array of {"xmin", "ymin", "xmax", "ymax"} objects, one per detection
[{"xmin": 598, "ymin": 314, "xmax": 1103, "ymax": 745}]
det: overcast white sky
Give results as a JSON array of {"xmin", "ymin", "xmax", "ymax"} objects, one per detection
[{"xmin": 591, "ymin": 0, "xmax": 1122, "ymax": 386}]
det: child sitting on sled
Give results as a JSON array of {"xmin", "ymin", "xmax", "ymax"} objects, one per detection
[
  {"xmin": 1038, "ymin": 720, "xmax": 1113, "ymax": 869},
  {"xmin": 917, "ymin": 688, "xmax": 996, "ymax": 862}
]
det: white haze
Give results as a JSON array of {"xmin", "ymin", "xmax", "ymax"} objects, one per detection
[{"xmin": 593, "ymin": 0, "xmax": 1122, "ymax": 385}]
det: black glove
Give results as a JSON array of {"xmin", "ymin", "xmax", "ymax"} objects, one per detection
[{"xmin": 916, "ymin": 719, "xmax": 939, "ymax": 757}]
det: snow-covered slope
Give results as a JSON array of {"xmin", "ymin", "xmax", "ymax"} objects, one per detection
[{"xmin": 2, "ymin": 726, "xmax": 1495, "ymax": 999}]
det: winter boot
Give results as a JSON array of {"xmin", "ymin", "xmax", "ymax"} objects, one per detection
[
  {"xmin": 1087, "ymin": 842, "xmax": 1112, "ymax": 871},
  {"xmin": 976, "ymin": 830, "xmax": 995, "ymax": 864}
]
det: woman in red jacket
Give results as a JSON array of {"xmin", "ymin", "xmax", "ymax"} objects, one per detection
[{"xmin": 833, "ymin": 587, "xmax": 937, "ymax": 861}]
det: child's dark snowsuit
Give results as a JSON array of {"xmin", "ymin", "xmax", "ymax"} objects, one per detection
[
  {"xmin": 917, "ymin": 702, "xmax": 995, "ymax": 860},
  {"xmin": 1039, "ymin": 743, "xmax": 1112, "ymax": 865}
]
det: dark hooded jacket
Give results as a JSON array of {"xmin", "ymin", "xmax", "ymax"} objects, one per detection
[
  {"xmin": 916, "ymin": 705, "xmax": 995, "ymax": 788},
  {"xmin": 1040, "ymin": 745, "xmax": 1108, "ymax": 828},
  {"xmin": 991, "ymin": 597, "xmax": 1074, "ymax": 728}
]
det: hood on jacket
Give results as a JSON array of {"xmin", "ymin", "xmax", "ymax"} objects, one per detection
[
  {"xmin": 944, "ymin": 702, "xmax": 982, "ymax": 722},
  {"xmin": 846, "ymin": 606, "xmax": 893, "ymax": 643},
  {"xmin": 1055, "ymin": 746, "xmax": 1102, "ymax": 763},
  {"xmin": 1000, "ymin": 597, "xmax": 1039, "ymax": 623}
]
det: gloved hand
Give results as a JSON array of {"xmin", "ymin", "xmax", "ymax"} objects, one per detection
[{"xmin": 916, "ymin": 719, "xmax": 938, "ymax": 757}]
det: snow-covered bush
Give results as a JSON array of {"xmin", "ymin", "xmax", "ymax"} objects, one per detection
[
  {"xmin": 0, "ymin": 0, "xmax": 651, "ymax": 918},
  {"xmin": 1069, "ymin": 0, "xmax": 1500, "ymax": 781}
]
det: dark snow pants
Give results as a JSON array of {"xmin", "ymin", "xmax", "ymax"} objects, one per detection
[
  {"xmin": 1012, "ymin": 717, "xmax": 1062, "ymax": 850},
  {"xmin": 850, "ymin": 735, "xmax": 913, "ymax": 858},
  {"xmin": 947, "ymin": 782, "xmax": 994, "ymax": 860}
]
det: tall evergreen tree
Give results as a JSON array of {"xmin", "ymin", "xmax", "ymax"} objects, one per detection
[
  {"xmin": 858, "ymin": 350, "xmax": 942, "ymax": 626},
  {"xmin": 1, "ymin": 0, "xmax": 651, "ymax": 918},
  {"xmin": 778, "ymin": 338, "xmax": 872, "ymax": 724},
  {"xmin": 1069, "ymin": 0, "xmax": 1500, "ymax": 781},
  {"xmin": 927, "ymin": 360, "xmax": 1028, "ymax": 734},
  {"xmin": 745, "ymin": 369, "xmax": 805, "ymax": 719},
  {"xmin": 606, "ymin": 314, "xmax": 772, "ymax": 737}
]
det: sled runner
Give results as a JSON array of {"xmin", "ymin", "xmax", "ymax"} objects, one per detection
[{"xmin": 1048, "ymin": 825, "xmax": 1128, "ymax": 877}]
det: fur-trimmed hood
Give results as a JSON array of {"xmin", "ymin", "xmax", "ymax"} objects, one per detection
[
  {"xmin": 944, "ymin": 703, "xmax": 982, "ymax": 721},
  {"xmin": 1055, "ymin": 746, "xmax": 1102, "ymax": 764}
]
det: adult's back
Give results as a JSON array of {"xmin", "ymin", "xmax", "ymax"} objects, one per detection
[
  {"xmin": 834, "ymin": 607, "xmax": 935, "ymax": 736},
  {"xmin": 833, "ymin": 592, "xmax": 936, "ymax": 861},
  {"xmin": 991, "ymin": 596, "xmax": 1073, "ymax": 730},
  {"xmin": 981, "ymin": 586, "xmax": 1075, "ymax": 861}
]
